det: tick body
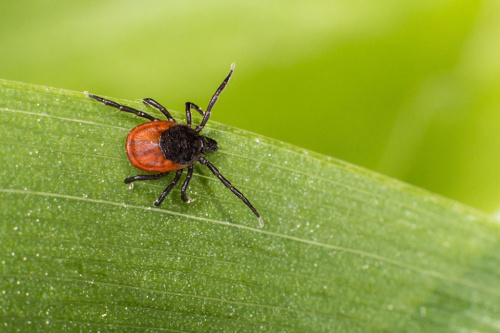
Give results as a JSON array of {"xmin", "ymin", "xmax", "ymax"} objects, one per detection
[
  {"xmin": 88, "ymin": 64, "xmax": 263, "ymax": 227},
  {"xmin": 126, "ymin": 121, "xmax": 184, "ymax": 172}
]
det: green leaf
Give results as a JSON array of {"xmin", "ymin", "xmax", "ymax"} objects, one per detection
[{"xmin": 1, "ymin": 79, "xmax": 499, "ymax": 332}]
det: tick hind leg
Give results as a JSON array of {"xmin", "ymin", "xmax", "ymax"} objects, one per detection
[
  {"xmin": 154, "ymin": 169, "xmax": 183, "ymax": 206},
  {"xmin": 124, "ymin": 172, "xmax": 170, "ymax": 184},
  {"xmin": 143, "ymin": 98, "xmax": 175, "ymax": 122},
  {"xmin": 87, "ymin": 94, "xmax": 158, "ymax": 121}
]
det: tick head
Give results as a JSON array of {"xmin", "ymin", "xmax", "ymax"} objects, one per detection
[{"xmin": 200, "ymin": 136, "xmax": 218, "ymax": 154}]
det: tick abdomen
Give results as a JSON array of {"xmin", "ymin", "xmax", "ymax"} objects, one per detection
[{"xmin": 126, "ymin": 121, "xmax": 187, "ymax": 172}]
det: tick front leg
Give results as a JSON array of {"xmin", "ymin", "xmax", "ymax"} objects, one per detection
[
  {"xmin": 198, "ymin": 157, "xmax": 263, "ymax": 227},
  {"xmin": 185, "ymin": 102, "xmax": 204, "ymax": 127},
  {"xmin": 154, "ymin": 169, "xmax": 183, "ymax": 206},
  {"xmin": 87, "ymin": 94, "xmax": 158, "ymax": 121},
  {"xmin": 143, "ymin": 98, "xmax": 176, "ymax": 122},
  {"xmin": 195, "ymin": 63, "xmax": 235, "ymax": 133},
  {"xmin": 124, "ymin": 172, "xmax": 169, "ymax": 184},
  {"xmin": 180, "ymin": 165, "xmax": 194, "ymax": 202}
]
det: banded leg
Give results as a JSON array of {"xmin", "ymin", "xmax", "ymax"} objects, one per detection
[
  {"xmin": 87, "ymin": 94, "xmax": 158, "ymax": 121},
  {"xmin": 180, "ymin": 165, "xmax": 194, "ymax": 202},
  {"xmin": 154, "ymin": 169, "xmax": 183, "ymax": 206},
  {"xmin": 199, "ymin": 157, "xmax": 263, "ymax": 227},
  {"xmin": 143, "ymin": 98, "xmax": 175, "ymax": 122},
  {"xmin": 185, "ymin": 102, "xmax": 204, "ymax": 127},
  {"xmin": 195, "ymin": 63, "xmax": 235, "ymax": 133},
  {"xmin": 124, "ymin": 172, "xmax": 169, "ymax": 184}
]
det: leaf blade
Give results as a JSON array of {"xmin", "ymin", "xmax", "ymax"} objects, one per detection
[{"xmin": 0, "ymin": 79, "xmax": 499, "ymax": 332}]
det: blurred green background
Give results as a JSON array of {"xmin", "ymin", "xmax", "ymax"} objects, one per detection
[{"xmin": 1, "ymin": 0, "xmax": 499, "ymax": 214}]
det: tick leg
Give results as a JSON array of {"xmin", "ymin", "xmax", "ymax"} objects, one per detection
[
  {"xmin": 87, "ymin": 94, "xmax": 158, "ymax": 121},
  {"xmin": 154, "ymin": 169, "xmax": 183, "ymax": 206},
  {"xmin": 199, "ymin": 157, "xmax": 263, "ymax": 227},
  {"xmin": 180, "ymin": 165, "xmax": 194, "ymax": 202},
  {"xmin": 143, "ymin": 98, "xmax": 175, "ymax": 122},
  {"xmin": 185, "ymin": 102, "xmax": 204, "ymax": 128},
  {"xmin": 195, "ymin": 63, "xmax": 235, "ymax": 133},
  {"xmin": 124, "ymin": 172, "xmax": 169, "ymax": 184}
]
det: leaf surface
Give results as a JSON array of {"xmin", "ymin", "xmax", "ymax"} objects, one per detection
[{"xmin": 0, "ymin": 80, "xmax": 499, "ymax": 332}]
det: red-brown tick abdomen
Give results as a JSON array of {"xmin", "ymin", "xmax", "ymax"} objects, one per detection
[{"xmin": 126, "ymin": 121, "xmax": 187, "ymax": 172}]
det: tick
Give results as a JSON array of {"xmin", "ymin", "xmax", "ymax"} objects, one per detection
[{"xmin": 87, "ymin": 64, "xmax": 263, "ymax": 227}]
